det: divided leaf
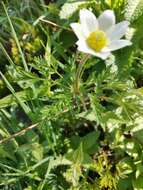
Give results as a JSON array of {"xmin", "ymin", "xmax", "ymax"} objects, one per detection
[{"xmin": 125, "ymin": 0, "xmax": 143, "ymax": 22}]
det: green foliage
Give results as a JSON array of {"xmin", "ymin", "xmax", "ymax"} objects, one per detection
[
  {"xmin": 125, "ymin": 0, "xmax": 143, "ymax": 22},
  {"xmin": 59, "ymin": 1, "xmax": 86, "ymax": 19},
  {"xmin": 0, "ymin": 0, "xmax": 143, "ymax": 189}
]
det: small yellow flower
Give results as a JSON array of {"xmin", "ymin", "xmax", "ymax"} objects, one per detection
[{"xmin": 70, "ymin": 9, "xmax": 132, "ymax": 59}]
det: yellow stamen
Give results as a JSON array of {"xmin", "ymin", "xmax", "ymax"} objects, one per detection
[{"xmin": 86, "ymin": 30, "xmax": 107, "ymax": 52}]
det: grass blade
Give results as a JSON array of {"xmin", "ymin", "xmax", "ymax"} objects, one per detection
[{"xmin": 2, "ymin": 2, "xmax": 28, "ymax": 71}]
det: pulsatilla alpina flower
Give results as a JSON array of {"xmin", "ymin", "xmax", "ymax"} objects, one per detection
[{"xmin": 70, "ymin": 9, "xmax": 132, "ymax": 59}]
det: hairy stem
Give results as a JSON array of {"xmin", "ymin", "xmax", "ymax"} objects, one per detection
[{"xmin": 74, "ymin": 54, "xmax": 90, "ymax": 93}]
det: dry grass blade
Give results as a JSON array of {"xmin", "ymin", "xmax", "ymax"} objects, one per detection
[{"xmin": 0, "ymin": 123, "xmax": 39, "ymax": 144}]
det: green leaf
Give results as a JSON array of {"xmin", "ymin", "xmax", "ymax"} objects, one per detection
[
  {"xmin": 132, "ymin": 117, "xmax": 143, "ymax": 145},
  {"xmin": 117, "ymin": 177, "xmax": 133, "ymax": 190},
  {"xmin": 0, "ymin": 90, "xmax": 32, "ymax": 109},
  {"xmin": 0, "ymin": 146, "xmax": 15, "ymax": 161},
  {"xmin": 66, "ymin": 142, "xmax": 93, "ymax": 165},
  {"xmin": 124, "ymin": 140, "xmax": 140, "ymax": 159},
  {"xmin": 133, "ymin": 129, "xmax": 143, "ymax": 145},
  {"xmin": 72, "ymin": 143, "xmax": 84, "ymax": 164},
  {"xmin": 136, "ymin": 162, "xmax": 143, "ymax": 178},
  {"xmin": 70, "ymin": 135, "xmax": 81, "ymax": 149},
  {"xmin": 32, "ymin": 143, "xmax": 44, "ymax": 161},
  {"xmin": 82, "ymin": 152, "xmax": 93, "ymax": 165},
  {"xmin": 0, "ymin": 72, "xmax": 31, "ymax": 114},
  {"xmin": 2, "ymin": 2, "xmax": 28, "ymax": 71},
  {"xmin": 24, "ymin": 186, "xmax": 32, "ymax": 190},
  {"xmin": 133, "ymin": 176, "xmax": 143, "ymax": 190},
  {"xmin": 59, "ymin": 30, "xmax": 77, "ymax": 48},
  {"xmin": 82, "ymin": 131, "xmax": 100, "ymax": 151},
  {"xmin": 78, "ymin": 111, "xmax": 97, "ymax": 122}
]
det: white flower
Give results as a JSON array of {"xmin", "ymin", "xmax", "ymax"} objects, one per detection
[{"xmin": 70, "ymin": 9, "xmax": 132, "ymax": 60}]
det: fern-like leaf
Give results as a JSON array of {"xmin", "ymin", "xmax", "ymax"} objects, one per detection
[
  {"xmin": 59, "ymin": 1, "xmax": 86, "ymax": 19},
  {"xmin": 125, "ymin": 0, "xmax": 143, "ymax": 22}
]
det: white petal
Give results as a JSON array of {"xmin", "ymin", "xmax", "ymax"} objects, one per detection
[
  {"xmin": 106, "ymin": 21, "xmax": 129, "ymax": 41},
  {"xmin": 96, "ymin": 51, "xmax": 111, "ymax": 60},
  {"xmin": 76, "ymin": 40, "xmax": 111, "ymax": 59},
  {"xmin": 70, "ymin": 23, "xmax": 85, "ymax": 40},
  {"xmin": 98, "ymin": 10, "xmax": 115, "ymax": 32},
  {"xmin": 80, "ymin": 9, "xmax": 98, "ymax": 37},
  {"xmin": 107, "ymin": 40, "xmax": 132, "ymax": 51}
]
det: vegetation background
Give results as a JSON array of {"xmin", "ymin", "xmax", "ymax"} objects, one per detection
[{"xmin": 1, "ymin": 0, "xmax": 143, "ymax": 189}]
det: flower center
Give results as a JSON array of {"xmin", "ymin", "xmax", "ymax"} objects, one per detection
[{"xmin": 86, "ymin": 30, "xmax": 107, "ymax": 52}]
